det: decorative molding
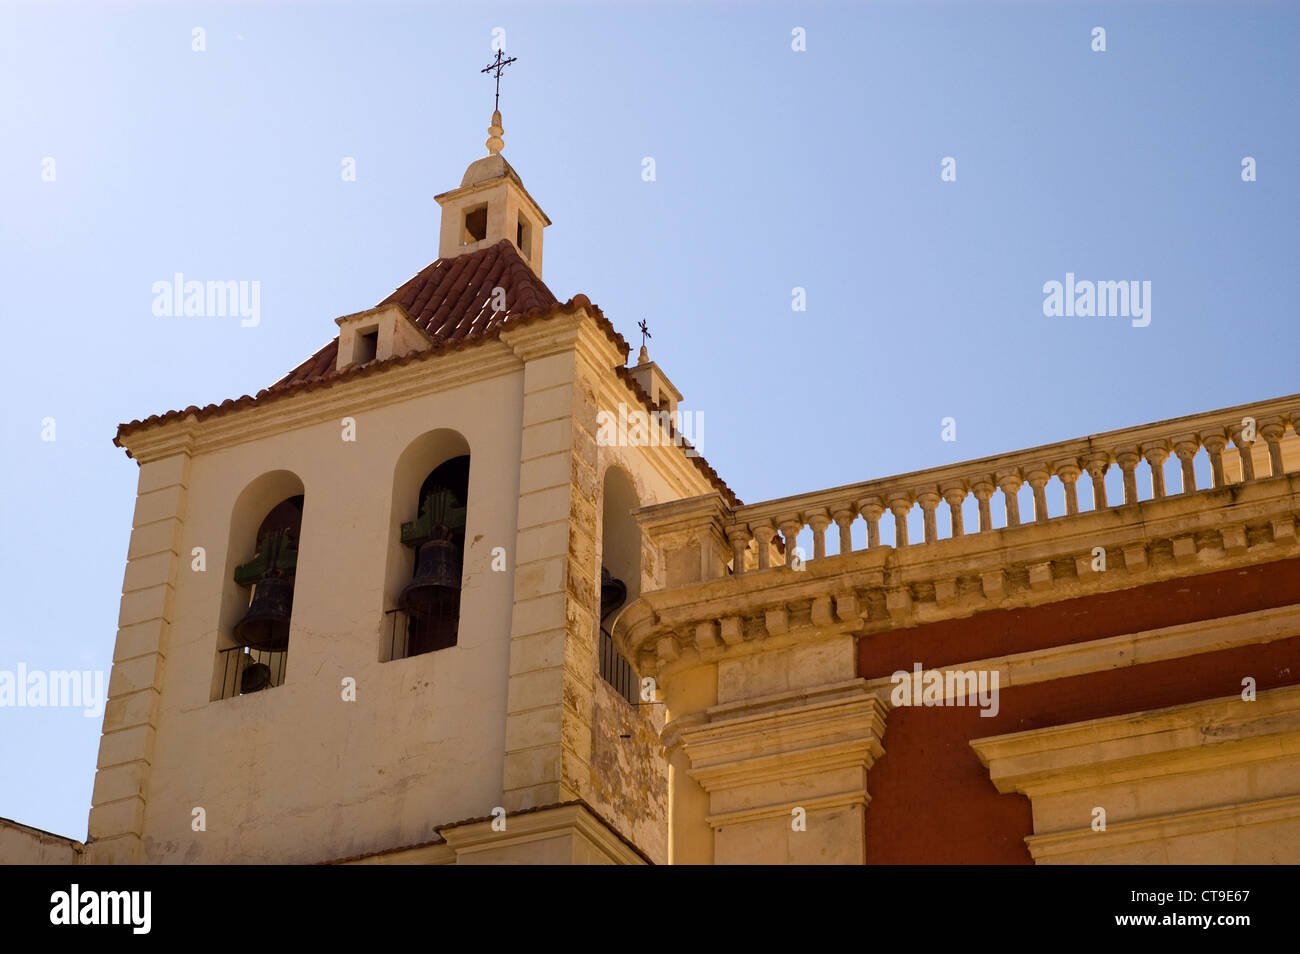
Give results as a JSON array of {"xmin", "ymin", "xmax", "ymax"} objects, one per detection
[
  {"xmin": 618, "ymin": 476, "xmax": 1300, "ymax": 679},
  {"xmin": 1024, "ymin": 794, "xmax": 1300, "ymax": 862},
  {"xmin": 436, "ymin": 802, "xmax": 648, "ymax": 865},
  {"xmin": 673, "ymin": 683, "xmax": 886, "ymax": 794},
  {"xmin": 705, "ymin": 789, "xmax": 870, "ymax": 830},
  {"xmin": 971, "ymin": 685, "xmax": 1300, "ymax": 863},
  {"xmin": 861, "ymin": 603, "xmax": 1300, "ymax": 703},
  {"xmin": 120, "ymin": 342, "xmax": 524, "ymax": 463}
]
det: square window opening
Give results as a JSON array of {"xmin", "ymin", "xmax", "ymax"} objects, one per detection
[
  {"xmin": 463, "ymin": 205, "xmax": 488, "ymax": 244},
  {"xmin": 516, "ymin": 217, "xmax": 530, "ymax": 257},
  {"xmin": 356, "ymin": 329, "xmax": 378, "ymax": 365}
]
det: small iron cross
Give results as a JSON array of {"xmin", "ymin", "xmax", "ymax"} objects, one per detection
[
  {"xmin": 481, "ymin": 49, "xmax": 518, "ymax": 112},
  {"xmin": 638, "ymin": 319, "xmax": 652, "ymax": 348}
]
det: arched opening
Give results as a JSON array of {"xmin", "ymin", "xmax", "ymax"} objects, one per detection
[
  {"xmin": 213, "ymin": 470, "xmax": 306, "ymax": 701},
  {"xmin": 397, "ymin": 456, "xmax": 469, "ymax": 657},
  {"xmin": 384, "ymin": 428, "xmax": 472, "ymax": 662},
  {"xmin": 598, "ymin": 467, "xmax": 640, "ymax": 704}
]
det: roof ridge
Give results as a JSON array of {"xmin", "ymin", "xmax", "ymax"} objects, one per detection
[{"xmin": 114, "ymin": 247, "xmax": 740, "ymax": 506}]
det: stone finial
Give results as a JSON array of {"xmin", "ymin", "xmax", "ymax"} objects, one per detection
[
  {"xmin": 486, "ymin": 109, "xmax": 504, "ymax": 155},
  {"xmin": 637, "ymin": 345, "xmax": 650, "ymax": 365}
]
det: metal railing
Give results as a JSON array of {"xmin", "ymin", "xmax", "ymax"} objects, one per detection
[
  {"xmin": 383, "ymin": 607, "xmax": 460, "ymax": 661},
  {"xmin": 383, "ymin": 608, "xmax": 413, "ymax": 662},
  {"xmin": 600, "ymin": 627, "xmax": 639, "ymax": 705},
  {"xmin": 216, "ymin": 645, "xmax": 287, "ymax": 700}
]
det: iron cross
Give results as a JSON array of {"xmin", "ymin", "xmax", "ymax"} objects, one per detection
[
  {"xmin": 481, "ymin": 50, "xmax": 518, "ymax": 112},
  {"xmin": 638, "ymin": 319, "xmax": 652, "ymax": 348}
]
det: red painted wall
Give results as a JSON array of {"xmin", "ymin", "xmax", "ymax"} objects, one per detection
[{"xmin": 859, "ymin": 558, "xmax": 1300, "ymax": 864}]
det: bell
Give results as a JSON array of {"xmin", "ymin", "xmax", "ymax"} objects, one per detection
[
  {"xmin": 399, "ymin": 538, "xmax": 462, "ymax": 617},
  {"xmin": 240, "ymin": 661, "xmax": 272, "ymax": 694},
  {"xmin": 232, "ymin": 527, "xmax": 297, "ymax": 652},
  {"xmin": 233, "ymin": 576, "xmax": 294, "ymax": 651},
  {"xmin": 399, "ymin": 538, "xmax": 462, "ymax": 654}
]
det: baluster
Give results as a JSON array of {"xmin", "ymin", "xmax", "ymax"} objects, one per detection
[
  {"xmin": 888, "ymin": 495, "xmax": 912, "ymax": 547},
  {"xmin": 917, "ymin": 490, "xmax": 941, "ymax": 543},
  {"xmin": 777, "ymin": 515, "xmax": 803, "ymax": 568},
  {"xmin": 857, "ymin": 497, "xmax": 884, "ymax": 549},
  {"xmin": 995, "ymin": 469, "xmax": 1022, "ymax": 528},
  {"xmin": 1115, "ymin": 449, "xmax": 1141, "ymax": 504},
  {"xmin": 1026, "ymin": 465, "xmax": 1050, "ymax": 523},
  {"xmin": 726, "ymin": 526, "xmax": 751, "ymax": 575},
  {"xmin": 1261, "ymin": 418, "xmax": 1286, "ymax": 477},
  {"xmin": 1172, "ymin": 435, "xmax": 1199, "ymax": 493},
  {"xmin": 972, "ymin": 478, "xmax": 995, "ymax": 531},
  {"xmin": 752, "ymin": 522, "xmax": 776, "ymax": 570},
  {"xmin": 1142, "ymin": 441, "xmax": 1170, "ymax": 499},
  {"xmin": 941, "ymin": 482, "xmax": 967, "ymax": 536},
  {"xmin": 1054, "ymin": 460, "xmax": 1081, "ymax": 516},
  {"xmin": 1200, "ymin": 429, "xmax": 1227, "ymax": 488},
  {"xmin": 1085, "ymin": 454, "xmax": 1110, "ymax": 509},
  {"xmin": 832, "ymin": 507, "xmax": 855, "ymax": 555},
  {"xmin": 1229, "ymin": 424, "xmax": 1256, "ymax": 482},
  {"xmin": 808, "ymin": 510, "xmax": 831, "ymax": 560}
]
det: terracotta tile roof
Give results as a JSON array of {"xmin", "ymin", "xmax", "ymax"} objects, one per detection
[
  {"xmin": 113, "ymin": 240, "xmax": 740, "ymax": 506},
  {"xmin": 273, "ymin": 240, "xmax": 558, "ymax": 390}
]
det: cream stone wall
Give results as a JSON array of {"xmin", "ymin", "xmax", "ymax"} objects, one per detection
[
  {"xmin": 90, "ymin": 302, "xmax": 717, "ymax": 865},
  {"xmin": 586, "ymin": 367, "xmax": 721, "ymax": 863},
  {"xmin": 95, "ymin": 353, "xmax": 526, "ymax": 863},
  {"xmin": 0, "ymin": 819, "xmax": 83, "ymax": 864},
  {"xmin": 495, "ymin": 315, "xmax": 715, "ymax": 863}
]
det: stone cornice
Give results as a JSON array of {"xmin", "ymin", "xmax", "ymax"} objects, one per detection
[
  {"xmin": 971, "ymin": 684, "xmax": 1300, "ymax": 799},
  {"xmin": 861, "ymin": 603, "xmax": 1300, "ymax": 703},
  {"xmin": 592, "ymin": 377, "xmax": 722, "ymax": 505},
  {"xmin": 1023, "ymin": 794, "xmax": 1300, "ymax": 862},
  {"xmin": 704, "ymin": 789, "xmax": 871, "ymax": 829},
  {"xmin": 618, "ymin": 476, "xmax": 1300, "ymax": 680},
  {"xmin": 433, "ymin": 167, "xmax": 552, "ymax": 227},
  {"xmin": 118, "ymin": 339, "xmax": 523, "ymax": 464},
  {"xmin": 435, "ymin": 801, "xmax": 648, "ymax": 864},
  {"xmin": 670, "ymin": 682, "xmax": 887, "ymax": 792},
  {"xmin": 499, "ymin": 309, "xmax": 588, "ymax": 361},
  {"xmin": 504, "ymin": 310, "xmax": 722, "ymax": 504}
]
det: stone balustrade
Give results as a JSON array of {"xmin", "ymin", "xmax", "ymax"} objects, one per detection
[{"xmin": 719, "ymin": 395, "xmax": 1300, "ymax": 575}]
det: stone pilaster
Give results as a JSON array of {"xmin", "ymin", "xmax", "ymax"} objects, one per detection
[
  {"xmin": 500, "ymin": 314, "xmax": 618, "ymax": 812},
  {"xmin": 672, "ymin": 680, "xmax": 886, "ymax": 864},
  {"xmin": 87, "ymin": 448, "xmax": 191, "ymax": 863},
  {"xmin": 637, "ymin": 493, "xmax": 733, "ymax": 588}
]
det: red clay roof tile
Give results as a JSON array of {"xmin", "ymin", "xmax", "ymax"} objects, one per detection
[
  {"xmin": 114, "ymin": 240, "xmax": 740, "ymax": 506},
  {"xmin": 272, "ymin": 239, "xmax": 558, "ymax": 391}
]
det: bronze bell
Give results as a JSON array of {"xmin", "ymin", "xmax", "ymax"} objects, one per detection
[
  {"xmin": 233, "ymin": 528, "xmax": 297, "ymax": 652},
  {"xmin": 240, "ymin": 661, "xmax": 273, "ymax": 694},
  {"xmin": 397, "ymin": 487, "xmax": 466, "ymax": 654},
  {"xmin": 398, "ymin": 537, "xmax": 462, "ymax": 620}
]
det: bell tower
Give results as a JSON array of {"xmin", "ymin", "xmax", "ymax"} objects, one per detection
[
  {"xmin": 435, "ymin": 109, "xmax": 551, "ymax": 276},
  {"xmin": 80, "ymin": 59, "xmax": 729, "ymax": 867}
]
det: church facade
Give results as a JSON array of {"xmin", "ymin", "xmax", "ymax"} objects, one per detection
[{"xmin": 6, "ymin": 110, "xmax": 1300, "ymax": 865}]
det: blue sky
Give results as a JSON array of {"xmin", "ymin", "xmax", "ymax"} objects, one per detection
[{"xmin": 2, "ymin": 0, "xmax": 1297, "ymax": 839}]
